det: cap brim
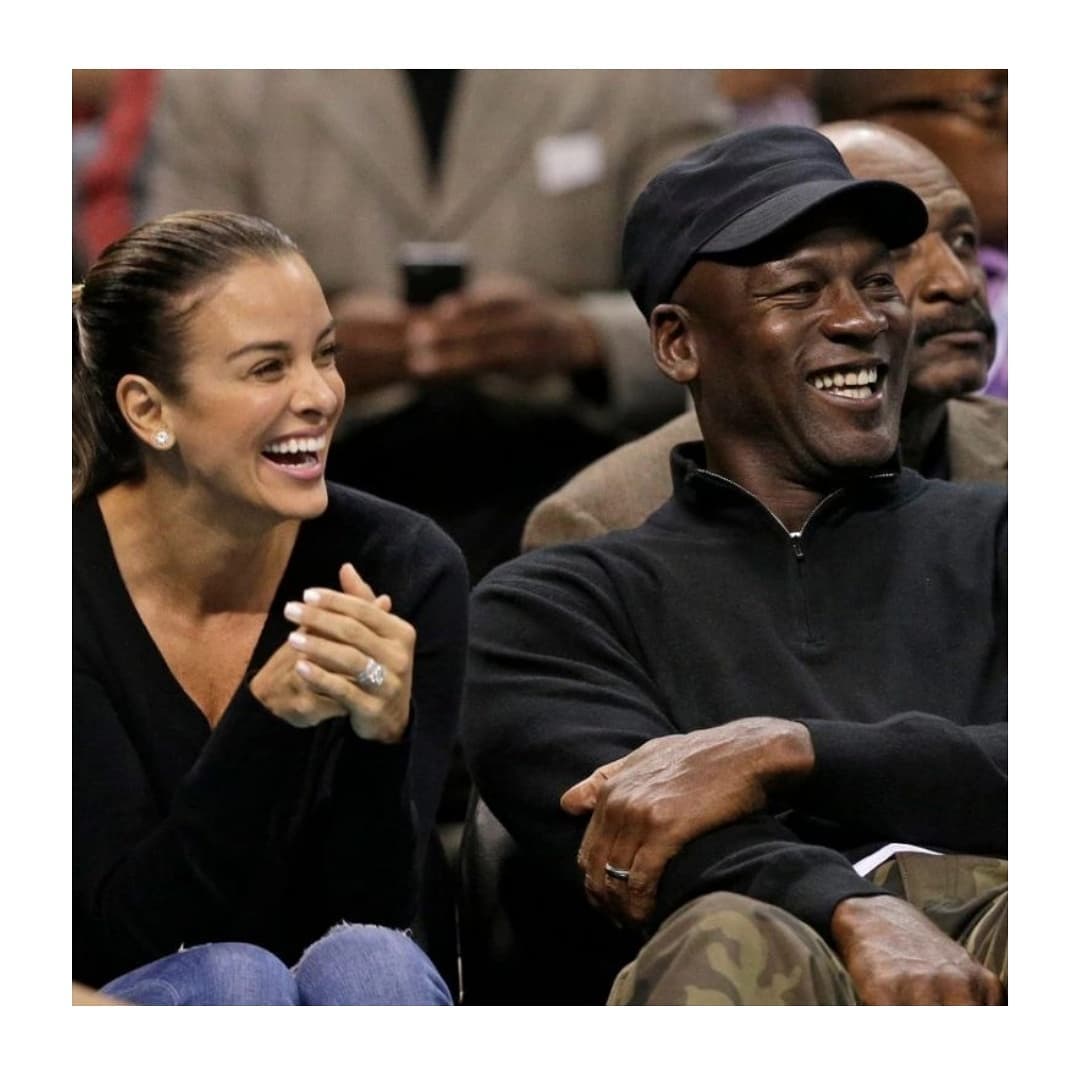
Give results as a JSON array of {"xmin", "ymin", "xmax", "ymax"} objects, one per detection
[{"xmin": 697, "ymin": 177, "xmax": 928, "ymax": 257}]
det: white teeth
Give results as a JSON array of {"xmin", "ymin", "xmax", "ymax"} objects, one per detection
[
  {"xmin": 264, "ymin": 434, "xmax": 327, "ymax": 454},
  {"xmin": 810, "ymin": 366, "xmax": 879, "ymax": 394}
]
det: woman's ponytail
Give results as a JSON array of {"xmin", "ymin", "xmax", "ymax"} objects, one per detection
[{"xmin": 72, "ymin": 283, "xmax": 104, "ymax": 501}]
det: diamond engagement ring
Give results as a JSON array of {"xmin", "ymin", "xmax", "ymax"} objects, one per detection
[
  {"xmin": 604, "ymin": 863, "xmax": 632, "ymax": 882},
  {"xmin": 355, "ymin": 658, "xmax": 386, "ymax": 691}
]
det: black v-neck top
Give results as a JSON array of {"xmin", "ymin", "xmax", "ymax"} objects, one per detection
[{"xmin": 73, "ymin": 483, "xmax": 468, "ymax": 987}]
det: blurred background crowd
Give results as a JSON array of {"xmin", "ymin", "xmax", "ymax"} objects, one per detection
[{"xmin": 72, "ymin": 69, "xmax": 1007, "ymax": 584}]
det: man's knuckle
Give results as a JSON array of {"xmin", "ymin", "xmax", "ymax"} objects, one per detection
[{"xmin": 641, "ymin": 802, "xmax": 673, "ymax": 831}]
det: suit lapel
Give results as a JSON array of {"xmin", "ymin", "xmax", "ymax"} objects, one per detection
[
  {"xmin": 433, "ymin": 70, "xmax": 555, "ymax": 237},
  {"xmin": 304, "ymin": 69, "xmax": 432, "ymax": 233},
  {"xmin": 946, "ymin": 397, "xmax": 1008, "ymax": 483}
]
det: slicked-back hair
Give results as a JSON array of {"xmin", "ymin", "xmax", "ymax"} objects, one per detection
[{"xmin": 72, "ymin": 211, "xmax": 299, "ymax": 500}]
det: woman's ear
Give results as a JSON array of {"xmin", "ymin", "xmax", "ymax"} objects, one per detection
[
  {"xmin": 650, "ymin": 303, "xmax": 701, "ymax": 386},
  {"xmin": 116, "ymin": 375, "xmax": 172, "ymax": 451}
]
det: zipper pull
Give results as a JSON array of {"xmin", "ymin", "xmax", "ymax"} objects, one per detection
[{"xmin": 790, "ymin": 532, "xmax": 805, "ymax": 560}]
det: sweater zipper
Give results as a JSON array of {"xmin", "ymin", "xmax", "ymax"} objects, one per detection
[
  {"xmin": 699, "ymin": 471, "xmax": 844, "ymax": 554},
  {"xmin": 700, "ymin": 471, "xmax": 845, "ymax": 642},
  {"xmin": 788, "ymin": 488, "xmax": 844, "ymax": 559},
  {"xmin": 785, "ymin": 469, "xmax": 892, "ymax": 555},
  {"xmin": 787, "ymin": 492, "xmax": 842, "ymax": 642}
]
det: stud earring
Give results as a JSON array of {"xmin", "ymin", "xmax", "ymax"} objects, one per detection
[{"xmin": 154, "ymin": 430, "xmax": 173, "ymax": 449}]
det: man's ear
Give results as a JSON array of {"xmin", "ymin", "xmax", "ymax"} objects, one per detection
[
  {"xmin": 115, "ymin": 374, "xmax": 169, "ymax": 450},
  {"xmin": 650, "ymin": 304, "xmax": 700, "ymax": 385}
]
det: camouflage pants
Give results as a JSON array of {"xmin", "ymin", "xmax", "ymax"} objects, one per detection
[{"xmin": 607, "ymin": 853, "xmax": 1007, "ymax": 1005}]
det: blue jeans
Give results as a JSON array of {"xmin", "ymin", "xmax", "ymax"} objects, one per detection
[{"xmin": 100, "ymin": 924, "xmax": 453, "ymax": 1005}]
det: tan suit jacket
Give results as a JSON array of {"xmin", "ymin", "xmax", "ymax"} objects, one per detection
[
  {"xmin": 146, "ymin": 69, "xmax": 729, "ymax": 433},
  {"xmin": 522, "ymin": 395, "xmax": 1008, "ymax": 550}
]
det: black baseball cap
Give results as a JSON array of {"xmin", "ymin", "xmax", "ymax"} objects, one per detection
[{"xmin": 622, "ymin": 125, "xmax": 929, "ymax": 317}]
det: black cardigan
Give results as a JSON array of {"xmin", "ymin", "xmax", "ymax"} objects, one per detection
[
  {"xmin": 465, "ymin": 443, "xmax": 1006, "ymax": 943},
  {"xmin": 74, "ymin": 484, "xmax": 468, "ymax": 987}
]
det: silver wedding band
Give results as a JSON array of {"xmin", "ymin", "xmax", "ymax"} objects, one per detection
[
  {"xmin": 355, "ymin": 658, "xmax": 386, "ymax": 691},
  {"xmin": 604, "ymin": 863, "xmax": 632, "ymax": 882}
]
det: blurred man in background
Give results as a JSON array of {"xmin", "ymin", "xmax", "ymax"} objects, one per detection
[{"xmin": 814, "ymin": 70, "xmax": 1007, "ymax": 398}]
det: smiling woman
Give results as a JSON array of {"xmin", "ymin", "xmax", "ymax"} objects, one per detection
[{"xmin": 72, "ymin": 212, "xmax": 468, "ymax": 1005}]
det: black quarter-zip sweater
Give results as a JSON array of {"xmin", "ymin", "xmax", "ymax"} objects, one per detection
[{"xmin": 464, "ymin": 441, "xmax": 1006, "ymax": 948}]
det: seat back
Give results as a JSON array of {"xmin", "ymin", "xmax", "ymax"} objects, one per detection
[
  {"xmin": 410, "ymin": 831, "xmax": 460, "ymax": 1002},
  {"xmin": 457, "ymin": 790, "xmax": 638, "ymax": 1004}
]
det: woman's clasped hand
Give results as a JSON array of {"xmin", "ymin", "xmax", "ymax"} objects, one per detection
[{"xmin": 251, "ymin": 562, "xmax": 416, "ymax": 744}]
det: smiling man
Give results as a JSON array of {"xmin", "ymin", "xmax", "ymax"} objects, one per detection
[
  {"xmin": 522, "ymin": 121, "xmax": 1004, "ymax": 554},
  {"xmin": 821, "ymin": 120, "xmax": 1005, "ymax": 482},
  {"xmin": 464, "ymin": 127, "xmax": 1008, "ymax": 1005},
  {"xmin": 814, "ymin": 70, "xmax": 1008, "ymax": 400}
]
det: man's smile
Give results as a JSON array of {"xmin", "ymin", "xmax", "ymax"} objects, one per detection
[{"xmin": 805, "ymin": 362, "xmax": 888, "ymax": 402}]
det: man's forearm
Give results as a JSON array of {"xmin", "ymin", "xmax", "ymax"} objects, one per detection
[
  {"xmin": 797, "ymin": 715, "xmax": 1006, "ymax": 853},
  {"xmin": 653, "ymin": 815, "xmax": 889, "ymax": 937}
]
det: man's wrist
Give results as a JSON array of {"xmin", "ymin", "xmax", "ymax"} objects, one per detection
[
  {"xmin": 775, "ymin": 719, "xmax": 815, "ymax": 778},
  {"xmin": 691, "ymin": 716, "xmax": 814, "ymax": 802},
  {"xmin": 831, "ymin": 894, "xmax": 905, "ymax": 957},
  {"xmin": 761, "ymin": 719, "xmax": 814, "ymax": 800}
]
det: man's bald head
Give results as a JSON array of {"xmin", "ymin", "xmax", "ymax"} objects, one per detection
[
  {"xmin": 820, "ymin": 121, "xmax": 995, "ymax": 406},
  {"xmin": 820, "ymin": 121, "xmax": 961, "ymax": 195}
]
